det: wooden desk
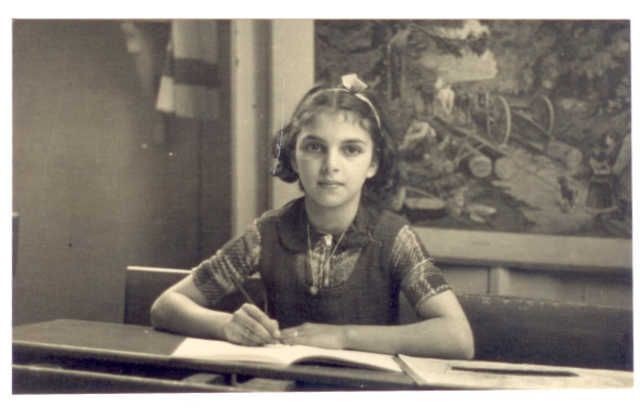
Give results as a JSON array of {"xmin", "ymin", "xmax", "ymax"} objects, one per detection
[
  {"xmin": 13, "ymin": 319, "xmax": 414, "ymax": 393},
  {"xmin": 13, "ymin": 319, "xmax": 633, "ymax": 393}
]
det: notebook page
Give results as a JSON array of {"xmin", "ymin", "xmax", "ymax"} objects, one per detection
[
  {"xmin": 172, "ymin": 337, "xmax": 294, "ymax": 365},
  {"xmin": 279, "ymin": 344, "xmax": 402, "ymax": 372},
  {"xmin": 172, "ymin": 337, "xmax": 402, "ymax": 372}
]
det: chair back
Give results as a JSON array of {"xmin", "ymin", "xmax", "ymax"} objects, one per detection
[{"xmin": 124, "ymin": 266, "xmax": 265, "ymax": 326}]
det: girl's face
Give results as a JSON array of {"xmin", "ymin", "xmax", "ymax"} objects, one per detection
[{"xmin": 292, "ymin": 111, "xmax": 378, "ymax": 211}]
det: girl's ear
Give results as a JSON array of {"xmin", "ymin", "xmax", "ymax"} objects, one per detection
[{"xmin": 366, "ymin": 157, "xmax": 379, "ymax": 179}]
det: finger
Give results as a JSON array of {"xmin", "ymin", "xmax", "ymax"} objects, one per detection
[
  {"xmin": 227, "ymin": 316, "xmax": 270, "ymax": 346},
  {"xmin": 280, "ymin": 327, "xmax": 303, "ymax": 344},
  {"xmin": 281, "ymin": 327, "xmax": 298, "ymax": 337},
  {"xmin": 282, "ymin": 334, "xmax": 312, "ymax": 346},
  {"xmin": 233, "ymin": 318, "xmax": 271, "ymax": 345},
  {"xmin": 225, "ymin": 325, "xmax": 262, "ymax": 346},
  {"xmin": 235, "ymin": 325, "xmax": 268, "ymax": 346},
  {"xmin": 234, "ymin": 307, "xmax": 273, "ymax": 344},
  {"xmin": 267, "ymin": 319, "xmax": 281, "ymax": 340},
  {"xmin": 242, "ymin": 304, "xmax": 281, "ymax": 339},
  {"xmin": 224, "ymin": 316, "xmax": 262, "ymax": 346}
]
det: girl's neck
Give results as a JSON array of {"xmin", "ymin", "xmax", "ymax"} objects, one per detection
[{"xmin": 304, "ymin": 195, "xmax": 361, "ymax": 236}]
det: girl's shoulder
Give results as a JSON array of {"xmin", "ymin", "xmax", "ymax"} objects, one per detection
[
  {"xmin": 253, "ymin": 197, "xmax": 307, "ymax": 252},
  {"xmin": 253, "ymin": 197, "xmax": 304, "ymax": 228},
  {"xmin": 378, "ymin": 207, "xmax": 410, "ymax": 228},
  {"xmin": 364, "ymin": 204, "xmax": 411, "ymax": 240}
]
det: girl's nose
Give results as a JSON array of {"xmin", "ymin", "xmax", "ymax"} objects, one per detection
[{"xmin": 321, "ymin": 148, "xmax": 340, "ymax": 174}]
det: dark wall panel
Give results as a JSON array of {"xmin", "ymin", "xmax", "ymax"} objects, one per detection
[{"xmin": 13, "ymin": 20, "xmax": 231, "ymax": 325}]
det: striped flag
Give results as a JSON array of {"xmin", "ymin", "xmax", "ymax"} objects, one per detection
[{"xmin": 156, "ymin": 21, "xmax": 220, "ymax": 120}]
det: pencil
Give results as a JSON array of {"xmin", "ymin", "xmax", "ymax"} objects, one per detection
[
  {"xmin": 226, "ymin": 270, "xmax": 280, "ymax": 343},
  {"xmin": 226, "ymin": 270, "xmax": 257, "ymax": 306}
]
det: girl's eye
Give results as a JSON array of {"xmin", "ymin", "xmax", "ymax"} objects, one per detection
[
  {"xmin": 302, "ymin": 142, "xmax": 324, "ymax": 153},
  {"xmin": 343, "ymin": 144, "xmax": 363, "ymax": 156}
]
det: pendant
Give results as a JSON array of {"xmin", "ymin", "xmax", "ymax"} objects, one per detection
[{"xmin": 309, "ymin": 285, "xmax": 319, "ymax": 295}]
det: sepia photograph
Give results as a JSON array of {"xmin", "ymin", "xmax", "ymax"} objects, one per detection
[{"xmin": 7, "ymin": 3, "xmax": 637, "ymax": 403}]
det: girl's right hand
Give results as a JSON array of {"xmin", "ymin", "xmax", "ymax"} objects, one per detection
[{"xmin": 222, "ymin": 303, "xmax": 281, "ymax": 346}]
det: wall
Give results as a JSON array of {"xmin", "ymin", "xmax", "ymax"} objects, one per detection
[
  {"xmin": 269, "ymin": 21, "xmax": 312, "ymax": 209},
  {"xmin": 12, "ymin": 20, "xmax": 231, "ymax": 325},
  {"xmin": 230, "ymin": 20, "xmax": 271, "ymax": 235}
]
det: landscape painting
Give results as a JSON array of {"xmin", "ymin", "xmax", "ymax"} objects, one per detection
[{"xmin": 315, "ymin": 20, "xmax": 631, "ymax": 239}]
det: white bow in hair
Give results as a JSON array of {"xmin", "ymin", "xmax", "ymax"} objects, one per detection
[{"xmin": 341, "ymin": 73, "xmax": 368, "ymax": 93}]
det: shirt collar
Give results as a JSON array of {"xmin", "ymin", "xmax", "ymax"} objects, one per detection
[{"xmin": 277, "ymin": 197, "xmax": 379, "ymax": 253}]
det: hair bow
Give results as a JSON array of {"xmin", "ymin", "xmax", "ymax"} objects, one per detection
[
  {"xmin": 339, "ymin": 73, "xmax": 381, "ymax": 128},
  {"xmin": 341, "ymin": 73, "xmax": 368, "ymax": 93}
]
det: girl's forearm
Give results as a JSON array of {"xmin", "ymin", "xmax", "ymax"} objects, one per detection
[
  {"xmin": 343, "ymin": 317, "xmax": 474, "ymax": 359},
  {"xmin": 150, "ymin": 291, "xmax": 232, "ymax": 340}
]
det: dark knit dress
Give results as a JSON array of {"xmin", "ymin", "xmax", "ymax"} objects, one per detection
[{"xmin": 193, "ymin": 197, "xmax": 450, "ymax": 328}]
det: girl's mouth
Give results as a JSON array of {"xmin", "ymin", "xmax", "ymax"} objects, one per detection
[{"xmin": 318, "ymin": 180, "xmax": 343, "ymax": 188}]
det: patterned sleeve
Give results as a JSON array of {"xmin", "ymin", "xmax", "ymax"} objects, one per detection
[
  {"xmin": 389, "ymin": 225, "xmax": 451, "ymax": 309},
  {"xmin": 191, "ymin": 219, "xmax": 261, "ymax": 307}
]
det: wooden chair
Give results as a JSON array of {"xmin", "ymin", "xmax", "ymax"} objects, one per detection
[
  {"xmin": 125, "ymin": 265, "xmax": 633, "ymax": 371},
  {"xmin": 461, "ymin": 294, "xmax": 633, "ymax": 370},
  {"xmin": 124, "ymin": 266, "xmax": 265, "ymax": 326},
  {"xmin": 400, "ymin": 292, "xmax": 632, "ymax": 370}
]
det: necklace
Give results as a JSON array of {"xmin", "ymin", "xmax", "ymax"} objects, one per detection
[{"xmin": 306, "ymin": 222, "xmax": 346, "ymax": 295}]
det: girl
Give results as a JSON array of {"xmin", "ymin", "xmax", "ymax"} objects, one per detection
[{"xmin": 151, "ymin": 74, "xmax": 474, "ymax": 359}]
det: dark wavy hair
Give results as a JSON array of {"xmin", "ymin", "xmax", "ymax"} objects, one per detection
[{"xmin": 271, "ymin": 82, "xmax": 402, "ymax": 207}]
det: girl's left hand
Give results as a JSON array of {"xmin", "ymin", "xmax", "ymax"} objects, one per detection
[{"xmin": 280, "ymin": 323, "xmax": 347, "ymax": 349}]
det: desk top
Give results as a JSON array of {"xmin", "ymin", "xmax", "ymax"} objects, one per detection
[{"xmin": 13, "ymin": 319, "xmax": 633, "ymax": 391}]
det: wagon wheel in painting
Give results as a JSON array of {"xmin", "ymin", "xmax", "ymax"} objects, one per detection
[
  {"xmin": 485, "ymin": 94, "xmax": 512, "ymax": 147},
  {"xmin": 530, "ymin": 94, "xmax": 555, "ymax": 136}
]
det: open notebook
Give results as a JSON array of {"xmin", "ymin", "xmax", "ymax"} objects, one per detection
[{"xmin": 172, "ymin": 337, "xmax": 402, "ymax": 373}]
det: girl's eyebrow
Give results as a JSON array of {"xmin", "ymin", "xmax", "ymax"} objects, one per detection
[
  {"xmin": 300, "ymin": 134, "xmax": 324, "ymax": 142},
  {"xmin": 300, "ymin": 134, "xmax": 371, "ymax": 145},
  {"xmin": 341, "ymin": 139, "xmax": 368, "ymax": 145}
]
